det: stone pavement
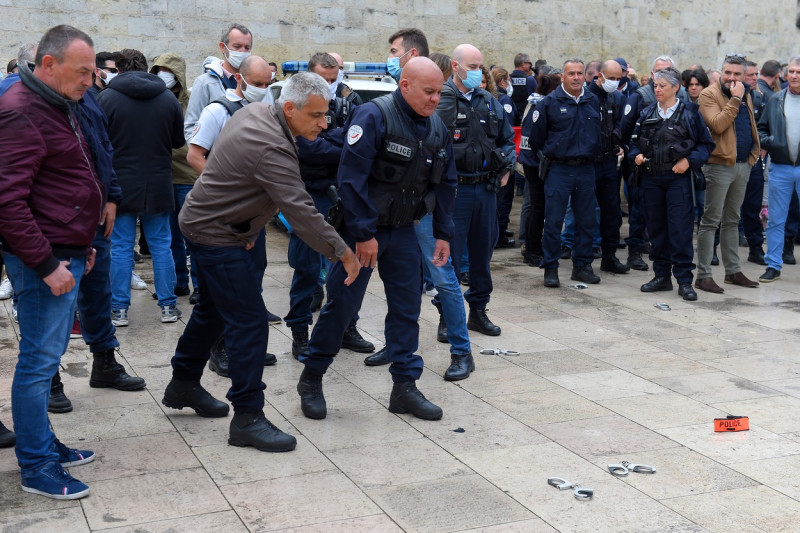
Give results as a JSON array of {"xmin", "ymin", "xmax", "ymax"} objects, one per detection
[{"xmin": 3, "ymin": 216, "xmax": 800, "ymax": 532}]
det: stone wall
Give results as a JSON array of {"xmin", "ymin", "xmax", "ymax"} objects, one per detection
[{"xmin": 1, "ymin": 0, "xmax": 797, "ymax": 78}]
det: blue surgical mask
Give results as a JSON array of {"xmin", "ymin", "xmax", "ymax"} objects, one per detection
[
  {"xmin": 458, "ymin": 65, "xmax": 482, "ymax": 90},
  {"xmin": 386, "ymin": 56, "xmax": 402, "ymax": 80}
]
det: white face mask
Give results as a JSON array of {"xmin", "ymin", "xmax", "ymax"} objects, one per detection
[
  {"xmin": 601, "ymin": 74, "xmax": 620, "ymax": 94},
  {"xmin": 241, "ymin": 76, "xmax": 268, "ymax": 103},
  {"xmin": 157, "ymin": 71, "xmax": 177, "ymax": 89},
  {"xmin": 329, "ymin": 70, "xmax": 345, "ymax": 98},
  {"xmin": 224, "ymin": 45, "xmax": 251, "ymax": 70},
  {"xmin": 506, "ymin": 81, "xmax": 514, "ymax": 97},
  {"xmin": 103, "ymin": 71, "xmax": 117, "ymax": 85}
]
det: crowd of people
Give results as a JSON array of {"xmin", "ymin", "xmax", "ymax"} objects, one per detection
[{"xmin": 0, "ymin": 21, "xmax": 798, "ymax": 502}]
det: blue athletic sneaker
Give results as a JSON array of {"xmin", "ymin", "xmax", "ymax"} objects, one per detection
[
  {"xmin": 55, "ymin": 439, "xmax": 95, "ymax": 467},
  {"xmin": 21, "ymin": 461, "xmax": 90, "ymax": 500}
]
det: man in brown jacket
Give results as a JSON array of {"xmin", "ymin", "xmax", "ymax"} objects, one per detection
[
  {"xmin": 161, "ymin": 72, "xmax": 360, "ymax": 453},
  {"xmin": 695, "ymin": 54, "xmax": 761, "ymax": 293}
]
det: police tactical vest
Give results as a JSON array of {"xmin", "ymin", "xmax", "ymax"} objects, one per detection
[
  {"xmin": 326, "ymin": 96, "xmax": 350, "ymax": 128},
  {"xmin": 598, "ymin": 91, "xmax": 620, "ymax": 157},
  {"xmin": 450, "ymin": 89, "xmax": 503, "ymax": 176},
  {"xmin": 211, "ymin": 97, "xmax": 244, "ymax": 116},
  {"xmin": 635, "ymin": 102, "xmax": 695, "ymax": 172},
  {"xmin": 637, "ymin": 85, "xmax": 657, "ymax": 107},
  {"xmin": 369, "ymin": 94, "xmax": 448, "ymax": 228},
  {"xmin": 299, "ymin": 97, "xmax": 353, "ymax": 190}
]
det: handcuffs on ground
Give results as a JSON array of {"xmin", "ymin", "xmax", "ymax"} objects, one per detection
[
  {"xmin": 547, "ymin": 477, "xmax": 593, "ymax": 500},
  {"xmin": 607, "ymin": 460, "xmax": 657, "ymax": 477},
  {"xmin": 479, "ymin": 348, "xmax": 520, "ymax": 356}
]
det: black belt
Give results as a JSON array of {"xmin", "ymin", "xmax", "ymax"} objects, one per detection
[
  {"xmin": 644, "ymin": 161, "xmax": 679, "ymax": 175},
  {"xmin": 458, "ymin": 175, "xmax": 488, "ymax": 185},
  {"xmin": 553, "ymin": 158, "xmax": 592, "ymax": 167}
]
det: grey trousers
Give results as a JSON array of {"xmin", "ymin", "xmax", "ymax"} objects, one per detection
[{"xmin": 696, "ymin": 162, "xmax": 752, "ymax": 278}]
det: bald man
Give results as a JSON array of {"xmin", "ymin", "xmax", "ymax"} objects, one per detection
[
  {"xmin": 298, "ymin": 57, "xmax": 457, "ymax": 421},
  {"xmin": 589, "ymin": 59, "xmax": 629, "ymax": 274},
  {"xmin": 436, "ymin": 44, "xmax": 516, "ymax": 336}
]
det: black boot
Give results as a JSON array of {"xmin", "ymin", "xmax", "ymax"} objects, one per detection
[
  {"xmin": 436, "ymin": 316, "xmax": 448, "ymax": 343},
  {"xmin": 162, "ymin": 378, "xmax": 229, "ymax": 417},
  {"xmin": 571, "ymin": 265, "xmax": 600, "ymax": 284},
  {"xmin": 467, "ymin": 309, "xmax": 501, "ymax": 336},
  {"xmin": 292, "ymin": 329, "xmax": 309, "ymax": 360},
  {"xmin": 208, "ymin": 337, "xmax": 229, "ymax": 378},
  {"xmin": 48, "ymin": 372, "xmax": 72, "ymax": 414},
  {"xmin": 228, "ymin": 412, "xmax": 296, "ymax": 452},
  {"xmin": 543, "ymin": 268, "xmax": 560, "ymax": 288},
  {"xmin": 784, "ymin": 237, "xmax": 796, "ymax": 265},
  {"xmin": 264, "ymin": 352, "xmax": 277, "ymax": 366},
  {"xmin": 296, "ymin": 368, "xmax": 326, "ymax": 419},
  {"xmin": 600, "ymin": 253, "xmax": 630, "ymax": 274},
  {"xmin": 363, "ymin": 346, "xmax": 391, "ymax": 366},
  {"xmin": 748, "ymin": 245, "xmax": 766, "ymax": 265},
  {"xmin": 640, "ymin": 276, "xmax": 674, "ymax": 292},
  {"xmin": 0, "ymin": 421, "xmax": 16, "ymax": 448},
  {"xmin": 443, "ymin": 353, "xmax": 475, "ymax": 381},
  {"xmin": 341, "ymin": 324, "xmax": 375, "ymax": 353},
  {"xmin": 627, "ymin": 253, "xmax": 649, "ymax": 271},
  {"xmin": 388, "ymin": 381, "xmax": 443, "ymax": 420},
  {"xmin": 89, "ymin": 349, "xmax": 147, "ymax": 391}
]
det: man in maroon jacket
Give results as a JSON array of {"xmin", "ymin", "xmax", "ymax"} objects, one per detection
[{"xmin": 0, "ymin": 25, "xmax": 102, "ymax": 500}]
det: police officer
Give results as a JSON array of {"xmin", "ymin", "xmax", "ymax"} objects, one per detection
[
  {"xmin": 509, "ymin": 53, "xmax": 537, "ymax": 125},
  {"xmin": 620, "ymin": 55, "xmax": 689, "ymax": 272},
  {"xmin": 284, "ymin": 52, "xmax": 374, "ymax": 359},
  {"xmin": 589, "ymin": 60, "xmax": 630, "ymax": 274},
  {"xmin": 629, "ymin": 67, "xmax": 715, "ymax": 301},
  {"xmin": 529, "ymin": 58, "xmax": 603, "ymax": 288},
  {"xmin": 436, "ymin": 44, "xmax": 515, "ymax": 336},
  {"xmin": 297, "ymin": 57, "xmax": 457, "ymax": 421}
]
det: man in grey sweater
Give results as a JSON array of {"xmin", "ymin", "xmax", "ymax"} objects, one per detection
[
  {"xmin": 757, "ymin": 56, "xmax": 800, "ymax": 282},
  {"xmin": 162, "ymin": 72, "xmax": 360, "ymax": 452}
]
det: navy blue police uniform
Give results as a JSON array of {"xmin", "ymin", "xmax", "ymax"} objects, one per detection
[
  {"xmin": 528, "ymin": 84, "xmax": 602, "ymax": 272},
  {"xmin": 518, "ymin": 95, "xmax": 547, "ymax": 264},
  {"xmin": 740, "ymin": 88, "xmax": 767, "ymax": 259},
  {"xmin": 509, "ymin": 69, "xmax": 537, "ymax": 126},
  {"xmin": 496, "ymin": 86, "xmax": 520, "ymax": 246},
  {"xmin": 285, "ymin": 95, "xmax": 361, "ymax": 337},
  {"xmin": 302, "ymin": 89, "xmax": 457, "ymax": 382},
  {"xmin": 436, "ymin": 78, "xmax": 515, "ymax": 320},
  {"xmin": 628, "ymin": 100, "xmax": 714, "ymax": 286},
  {"xmin": 587, "ymin": 80, "xmax": 627, "ymax": 263}
]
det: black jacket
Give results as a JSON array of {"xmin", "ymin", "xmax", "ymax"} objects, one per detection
[
  {"xmin": 98, "ymin": 71, "xmax": 185, "ymax": 214},
  {"xmin": 758, "ymin": 88, "xmax": 800, "ymax": 166}
]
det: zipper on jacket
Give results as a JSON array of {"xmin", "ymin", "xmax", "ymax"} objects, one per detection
[{"xmin": 68, "ymin": 111, "xmax": 104, "ymax": 224}]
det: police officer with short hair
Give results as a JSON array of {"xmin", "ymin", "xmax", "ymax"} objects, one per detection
[
  {"xmin": 437, "ymin": 44, "xmax": 516, "ymax": 336},
  {"xmin": 297, "ymin": 57, "xmax": 457, "ymax": 421},
  {"xmin": 629, "ymin": 67, "xmax": 715, "ymax": 301},
  {"xmin": 510, "ymin": 53, "xmax": 537, "ymax": 125},
  {"xmin": 589, "ymin": 59, "xmax": 630, "ymax": 274},
  {"xmin": 284, "ymin": 52, "xmax": 374, "ymax": 359},
  {"xmin": 529, "ymin": 58, "xmax": 603, "ymax": 288}
]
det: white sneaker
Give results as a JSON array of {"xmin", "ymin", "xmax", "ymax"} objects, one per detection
[
  {"xmin": 161, "ymin": 306, "xmax": 182, "ymax": 323},
  {"xmin": 131, "ymin": 272, "xmax": 147, "ymax": 290},
  {"xmin": 111, "ymin": 309, "xmax": 129, "ymax": 327},
  {"xmin": 0, "ymin": 277, "xmax": 12, "ymax": 300},
  {"xmin": 12, "ymin": 301, "xmax": 18, "ymax": 323},
  {"xmin": 425, "ymin": 287, "xmax": 438, "ymax": 297}
]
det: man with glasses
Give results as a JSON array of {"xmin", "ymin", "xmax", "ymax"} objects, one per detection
[
  {"xmin": 510, "ymin": 53, "xmax": 537, "ymax": 125},
  {"xmin": 695, "ymin": 53, "xmax": 760, "ymax": 292},
  {"xmin": 90, "ymin": 51, "xmax": 118, "ymax": 95}
]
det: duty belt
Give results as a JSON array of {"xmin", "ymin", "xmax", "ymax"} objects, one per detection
[
  {"xmin": 458, "ymin": 175, "xmax": 488, "ymax": 185},
  {"xmin": 552, "ymin": 158, "xmax": 592, "ymax": 167},
  {"xmin": 644, "ymin": 161, "xmax": 680, "ymax": 175}
]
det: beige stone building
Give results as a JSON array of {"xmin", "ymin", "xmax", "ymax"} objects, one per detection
[{"xmin": 1, "ymin": 0, "xmax": 797, "ymax": 79}]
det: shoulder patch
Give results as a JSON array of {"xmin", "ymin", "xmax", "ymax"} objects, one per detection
[
  {"xmin": 503, "ymin": 103, "xmax": 513, "ymax": 114},
  {"xmin": 532, "ymin": 110, "xmax": 540, "ymax": 123},
  {"xmin": 347, "ymin": 125, "xmax": 363, "ymax": 145},
  {"xmin": 624, "ymin": 104, "xmax": 632, "ymax": 116},
  {"xmin": 191, "ymin": 123, "xmax": 200, "ymax": 138}
]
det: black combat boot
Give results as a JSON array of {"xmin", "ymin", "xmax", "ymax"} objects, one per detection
[
  {"xmin": 228, "ymin": 412, "xmax": 296, "ymax": 452},
  {"xmin": 600, "ymin": 253, "xmax": 630, "ymax": 274},
  {"xmin": 162, "ymin": 378, "xmax": 229, "ymax": 417},
  {"xmin": 784, "ymin": 237, "xmax": 796, "ymax": 265},
  {"xmin": 48, "ymin": 372, "xmax": 72, "ymax": 414},
  {"xmin": 292, "ymin": 329, "xmax": 309, "ymax": 360},
  {"xmin": 388, "ymin": 381, "xmax": 443, "ymax": 420},
  {"xmin": 341, "ymin": 324, "xmax": 375, "ymax": 353},
  {"xmin": 296, "ymin": 368, "xmax": 326, "ymax": 419},
  {"xmin": 89, "ymin": 349, "xmax": 146, "ymax": 391},
  {"xmin": 208, "ymin": 337, "xmax": 229, "ymax": 377},
  {"xmin": 443, "ymin": 353, "xmax": 475, "ymax": 381}
]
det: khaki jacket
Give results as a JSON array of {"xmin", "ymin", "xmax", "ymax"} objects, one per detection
[
  {"xmin": 698, "ymin": 81, "xmax": 760, "ymax": 166},
  {"xmin": 179, "ymin": 103, "xmax": 348, "ymax": 261}
]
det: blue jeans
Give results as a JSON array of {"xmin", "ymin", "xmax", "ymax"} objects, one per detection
[
  {"xmin": 171, "ymin": 241, "xmax": 269, "ymax": 412},
  {"xmin": 415, "ymin": 214, "xmax": 470, "ymax": 356},
  {"xmin": 304, "ymin": 226, "xmax": 424, "ymax": 382},
  {"xmin": 543, "ymin": 163, "xmax": 597, "ymax": 269},
  {"xmin": 170, "ymin": 184, "xmax": 198, "ymax": 291},
  {"xmin": 77, "ymin": 227, "xmax": 119, "ymax": 353},
  {"xmin": 560, "ymin": 201, "xmax": 601, "ymax": 249},
  {"xmin": 111, "ymin": 212, "xmax": 176, "ymax": 310},
  {"xmin": 4, "ymin": 253, "xmax": 85, "ymax": 472},
  {"xmin": 642, "ymin": 173, "xmax": 695, "ymax": 284},
  {"xmin": 451, "ymin": 183, "xmax": 498, "ymax": 309},
  {"xmin": 285, "ymin": 190, "xmax": 357, "ymax": 331},
  {"xmin": 764, "ymin": 163, "xmax": 800, "ymax": 270}
]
